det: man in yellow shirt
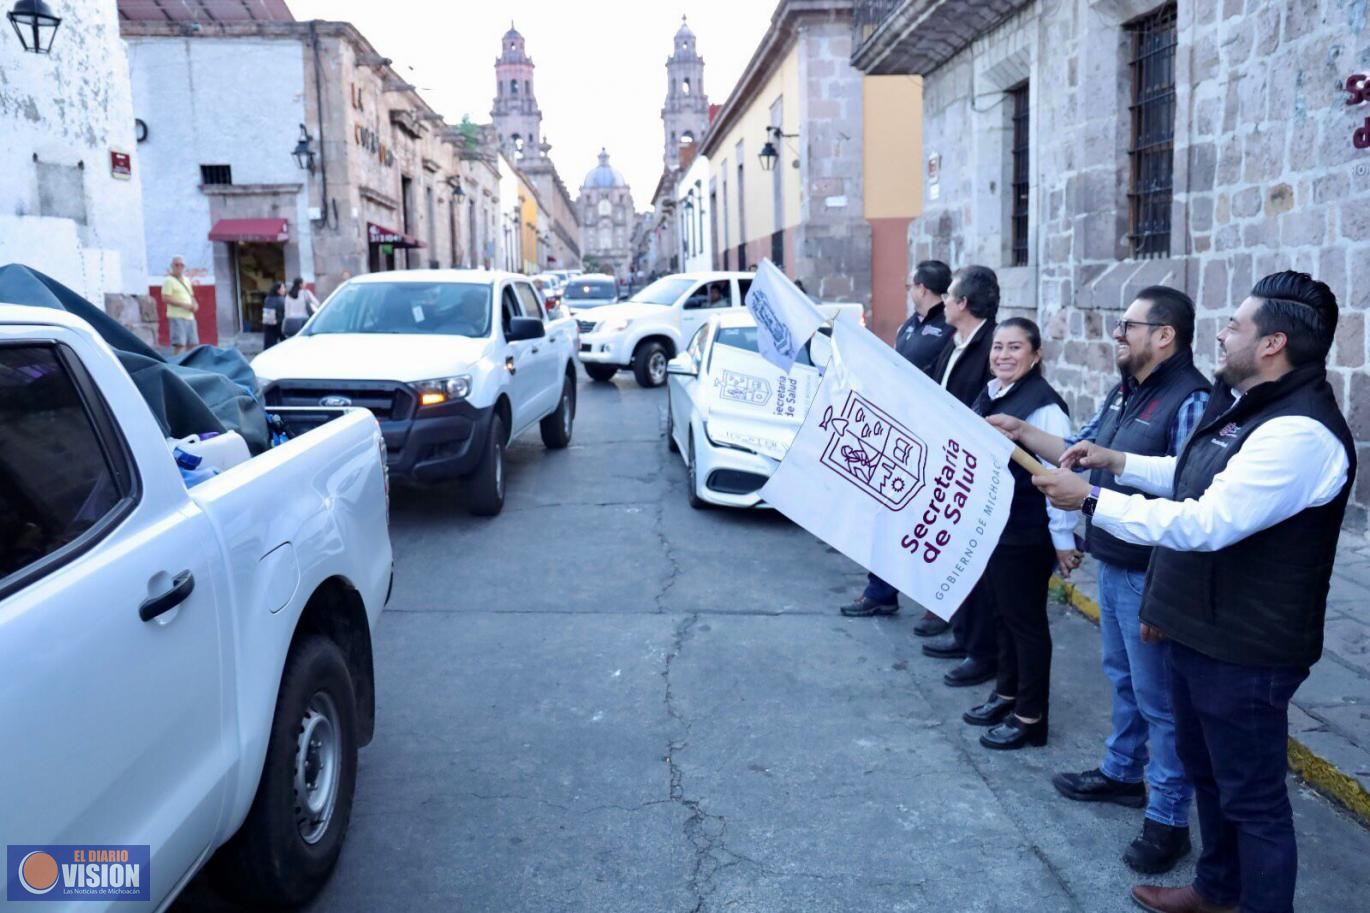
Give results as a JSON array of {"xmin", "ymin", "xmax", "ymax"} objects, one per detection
[{"xmin": 162, "ymin": 256, "xmax": 199, "ymax": 354}]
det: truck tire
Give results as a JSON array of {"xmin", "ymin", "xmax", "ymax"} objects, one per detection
[
  {"xmin": 687, "ymin": 434, "xmax": 707, "ymax": 510},
  {"xmin": 466, "ymin": 413, "xmax": 506, "ymax": 516},
  {"xmin": 585, "ymin": 363, "xmax": 617, "ymax": 382},
  {"xmin": 633, "ymin": 341, "xmax": 669, "ymax": 388},
  {"xmin": 211, "ymin": 636, "xmax": 358, "ymax": 910},
  {"xmin": 540, "ymin": 376, "xmax": 574, "ymax": 449}
]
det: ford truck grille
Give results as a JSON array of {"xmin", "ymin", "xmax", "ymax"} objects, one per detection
[{"xmin": 266, "ymin": 380, "xmax": 416, "ymax": 422}]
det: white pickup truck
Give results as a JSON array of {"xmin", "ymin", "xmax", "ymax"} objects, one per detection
[
  {"xmin": 252, "ymin": 270, "xmax": 579, "ymax": 517},
  {"xmin": 0, "ymin": 304, "xmax": 392, "ymax": 910}
]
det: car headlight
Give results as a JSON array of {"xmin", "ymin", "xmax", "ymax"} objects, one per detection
[
  {"xmin": 412, "ymin": 375, "xmax": 471, "ymax": 407},
  {"xmin": 600, "ymin": 317, "xmax": 632, "ymax": 334},
  {"xmin": 703, "ymin": 421, "xmax": 758, "ymax": 455}
]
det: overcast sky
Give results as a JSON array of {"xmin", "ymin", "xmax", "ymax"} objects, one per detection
[{"xmin": 287, "ymin": 1, "xmax": 778, "ymax": 212}]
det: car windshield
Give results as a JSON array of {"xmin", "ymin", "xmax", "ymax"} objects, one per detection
[
  {"xmin": 713, "ymin": 325, "xmax": 813, "ymax": 367},
  {"xmin": 307, "ymin": 282, "xmax": 492, "ymax": 336},
  {"xmin": 626, "ymin": 276, "xmax": 694, "ymax": 306},
  {"xmin": 564, "ymin": 280, "xmax": 617, "ymax": 304}
]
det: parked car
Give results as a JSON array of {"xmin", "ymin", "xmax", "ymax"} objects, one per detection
[
  {"xmin": 0, "ymin": 303, "xmax": 392, "ymax": 910},
  {"xmin": 576, "ymin": 271, "xmax": 755, "ymax": 387},
  {"xmin": 666, "ymin": 309, "xmax": 853, "ymax": 508},
  {"xmin": 251, "ymin": 270, "xmax": 579, "ymax": 517},
  {"xmin": 561, "ymin": 273, "xmax": 620, "ymax": 315}
]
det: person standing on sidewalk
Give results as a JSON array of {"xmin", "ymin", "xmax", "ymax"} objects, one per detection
[
  {"xmin": 989, "ymin": 287, "xmax": 1209, "ymax": 872},
  {"xmin": 162, "ymin": 256, "xmax": 199, "ymax": 355},
  {"xmin": 283, "ymin": 277, "xmax": 321, "ymax": 337},
  {"xmin": 922, "ymin": 265, "xmax": 998, "ymax": 689},
  {"xmin": 1033, "ymin": 271, "xmax": 1354, "ymax": 913},
  {"xmin": 840, "ymin": 260, "xmax": 952, "ymax": 628}
]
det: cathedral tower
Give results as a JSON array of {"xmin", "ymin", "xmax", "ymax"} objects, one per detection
[
  {"xmin": 491, "ymin": 23, "xmax": 542, "ymax": 162},
  {"xmin": 661, "ymin": 15, "xmax": 709, "ymax": 171}
]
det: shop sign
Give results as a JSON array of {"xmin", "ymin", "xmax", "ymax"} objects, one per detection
[
  {"xmin": 1347, "ymin": 74, "xmax": 1370, "ymax": 148},
  {"xmin": 367, "ymin": 223, "xmax": 404, "ymax": 245},
  {"xmin": 110, "ymin": 149, "xmax": 132, "ymax": 180},
  {"xmin": 354, "ymin": 124, "xmax": 395, "ymax": 167},
  {"xmin": 927, "ymin": 152, "xmax": 941, "ymax": 201}
]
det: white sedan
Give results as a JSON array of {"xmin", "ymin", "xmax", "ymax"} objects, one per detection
[{"xmin": 666, "ymin": 310, "xmax": 826, "ymax": 508}]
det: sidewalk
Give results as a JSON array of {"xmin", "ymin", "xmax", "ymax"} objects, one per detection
[{"xmin": 1053, "ymin": 534, "xmax": 1370, "ymax": 826}]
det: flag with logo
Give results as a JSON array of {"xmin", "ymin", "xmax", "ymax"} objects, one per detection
[
  {"xmin": 759, "ymin": 319, "xmax": 1016, "ymax": 618},
  {"xmin": 744, "ymin": 259, "xmax": 826, "ymax": 372}
]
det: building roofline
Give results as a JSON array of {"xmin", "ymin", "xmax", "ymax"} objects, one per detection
[
  {"xmin": 699, "ymin": 0, "xmax": 853, "ymax": 158},
  {"xmin": 849, "ymin": 0, "xmax": 1033, "ymax": 76}
]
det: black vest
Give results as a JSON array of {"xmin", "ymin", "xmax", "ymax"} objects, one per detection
[
  {"xmin": 1140, "ymin": 365, "xmax": 1357, "ymax": 668},
  {"xmin": 894, "ymin": 304, "xmax": 950, "ymax": 376},
  {"xmin": 974, "ymin": 369, "xmax": 1070, "ymax": 544},
  {"xmin": 1086, "ymin": 351, "xmax": 1211, "ymax": 571}
]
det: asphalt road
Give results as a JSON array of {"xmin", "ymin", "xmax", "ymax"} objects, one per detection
[{"xmin": 190, "ymin": 369, "xmax": 1370, "ymax": 912}]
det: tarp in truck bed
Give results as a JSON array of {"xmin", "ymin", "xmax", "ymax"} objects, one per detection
[{"xmin": 0, "ymin": 264, "xmax": 268, "ymax": 454}]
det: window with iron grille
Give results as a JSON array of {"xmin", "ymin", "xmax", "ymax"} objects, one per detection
[
  {"xmin": 1009, "ymin": 82, "xmax": 1030, "ymax": 267},
  {"xmin": 1126, "ymin": 4, "xmax": 1177, "ymax": 259},
  {"xmin": 199, "ymin": 164, "xmax": 232, "ymax": 185}
]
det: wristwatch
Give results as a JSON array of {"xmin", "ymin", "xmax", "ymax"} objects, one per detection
[{"xmin": 1081, "ymin": 485, "xmax": 1102, "ymax": 517}]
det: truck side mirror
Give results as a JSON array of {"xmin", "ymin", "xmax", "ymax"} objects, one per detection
[{"xmin": 506, "ymin": 317, "xmax": 546, "ymax": 342}]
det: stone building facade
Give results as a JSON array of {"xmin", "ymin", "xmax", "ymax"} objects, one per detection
[
  {"xmin": 701, "ymin": 0, "xmax": 871, "ymax": 307},
  {"xmin": 578, "ymin": 150, "xmax": 636, "ymax": 279},
  {"xmin": 0, "ymin": 0, "xmax": 152, "ymax": 336},
  {"xmin": 491, "ymin": 25, "xmax": 541, "ymax": 162},
  {"xmin": 853, "ymin": 0, "xmax": 1370, "ymax": 525},
  {"xmin": 663, "ymin": 16, "xmax": 711, "ymax": 171}
]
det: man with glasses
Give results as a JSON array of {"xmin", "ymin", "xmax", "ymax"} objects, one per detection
[
  {"xmin": 989, "ymin": 287, "xmax": 1209, "ymax": 874},
  {"xmin": 840, "ymin": 260, "xmax": 952, "ymax": 630}
]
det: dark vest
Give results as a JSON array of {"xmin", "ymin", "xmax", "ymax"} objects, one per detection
[
  {"xmin": 1086, "ymin": 351, "xmax": 1211, "ymax": 571},
  {"xmin": 931, "ymin": 319, "xmax": 995, "ymax": 408},
  {"xmin": 974, "ymin": 369, "xmax": 1070, "ymax": 544},
  {"xmin": 894, "ymin": 304, "xmax": 950, "ymax": 376},
  {"xmin": 1140, "ymin": 365, "xmax": 1357, "ymax": 668}
]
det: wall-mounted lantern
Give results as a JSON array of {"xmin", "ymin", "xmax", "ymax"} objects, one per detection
[
  {"xmin": 8, "ymin": 0, "xmax": 61, "ymax": 54},
  {"xmin": 292, "ymin": 123, "xmax": 316, "ymax": 172},
  {"xmin": 758, "ymin": 125, "xmax": 798, "ymax": 173}
]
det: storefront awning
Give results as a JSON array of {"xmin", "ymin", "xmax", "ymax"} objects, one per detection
[
  {"xmin": 208, "ymin": 218, "xmax": 290, "ymax": 243},
  {"xmin": 367, "ymin": 222, "xmax": 425, "ymax": 249}
]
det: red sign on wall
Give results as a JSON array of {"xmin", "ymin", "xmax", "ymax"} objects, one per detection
[
  {"xmin": 1346, "ymin": 75, "xmax": 1370, "ymax": 149},
  {"xmin": 110, "ymin": 150, "xmax": 132, "ymax": 179}
]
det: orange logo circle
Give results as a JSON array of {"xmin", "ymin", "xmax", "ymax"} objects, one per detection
[{"xmin": 18, "ymin": 851, "xmax": 59, "ymax": 894}]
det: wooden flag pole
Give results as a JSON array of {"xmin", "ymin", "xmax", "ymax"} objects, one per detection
[{"xmin": 1010, "ymin": 445, "xmax": 1051, "ymax": 477}]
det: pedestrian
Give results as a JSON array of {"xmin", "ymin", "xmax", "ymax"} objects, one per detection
[
  {"xmin": 840, "ymin": 259, "xmax": 953, "ymax": 632},
  {"xmin": 990, "ymin": 287, "xmax": 1209, "ymax": 871},
  {"xmin": 1034, "ymin": 271, "xmax": 1355, "ymax": 913},
  {"xmin": 922, "ymin": 265, "xmax": 999, "ymax": 688},
  {"xmin": 261, "ymin": 281, "xmax": 287, "ymax": 349},
  {"xmin": 162, "ymin": 255, "xmax": 199, "ymax": 355},
  {"xmin": 283, "ymin": 277, "xmax": 320, "ymax": 337},
  {"xmin": 959, "ymin": 318, "xmax": 1078, "ymax": 749}
]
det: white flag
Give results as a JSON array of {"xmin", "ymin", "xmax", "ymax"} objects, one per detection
[
  {"xmin": 759, "ymin": 320, "xmax": 1016, "ymax": 618},
  {"xmin": 744, "ymin": 259, "xmax": 826, "ymax": 372}
]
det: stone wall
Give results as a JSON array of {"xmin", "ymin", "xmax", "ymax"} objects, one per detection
[{"xmin": 909, "ymin": 0, "xmax": 1370, "ymax": 525}]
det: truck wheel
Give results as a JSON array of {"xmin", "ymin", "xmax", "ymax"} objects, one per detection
[
  {"xmin": 540, "ymin": 377, "xmax": 574, "ymax": 449},
  {"xmin": 633, "ymin": 341, "xmax": 669, "ymax": 388},
  {"xmin": 687, "ymin": 434, "xmax": 707, "ymax": 510},
  {"xmin": 466, "ymin": 413, "xmax": 506, "ymax": 516},
  {"xmin": 211, "ymin": 636, "xmax": 358, "ymax": 909},
  {"xmin": 666, "ymin": 397, "xmax": 679, "ymax": 454},
  {"xmin": 585, "ymin": 364, "xmax": 617, "ymax": 382}
]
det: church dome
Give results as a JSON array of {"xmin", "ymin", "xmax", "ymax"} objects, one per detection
[
  {"xmin": 583, "ymin": 149, "xmax": 627, "ymax": 190},
  {"xmin": 675, "ymin": 15, "xmax": 694, "ymax": 40}
]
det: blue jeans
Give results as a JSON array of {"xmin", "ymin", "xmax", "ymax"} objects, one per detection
[
  {"xmin": 1096, "ymin": 561, "xmax": 1191, "ymax": 827},
  {"xmin": 862, "ymin": 573, "xmax": 898, "ymax": 605},
  {"xmin": 1169, "ymin": 642, "xmax": 1309, "ymax": 913}
]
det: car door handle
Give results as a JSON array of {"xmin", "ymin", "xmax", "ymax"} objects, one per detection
[
  {"xmin": 531, "ymin": 346, "xmax": 540, "ymax": 354},
  {"xmin": 139, "ymin": 570, "xmax": 195, "ymax": 622}
]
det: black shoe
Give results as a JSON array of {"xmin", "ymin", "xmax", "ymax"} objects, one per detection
[
  {"xmin": 921, "ymin": 633, "xmax": 967, "ymax": 659},
  {"xmin": 912, "ymin": 612, "xmax": 950, "ymax": 638},
  {"xmin": 963, "ymin": 691, "xmax": 1015, "ymax": 726},
  {"xmin": 1051, "ymin": 768, "xmax": 1147, "ymax": 808},
  {"xmin": 943, "ymin": 657, "xmax": 996, "ymax": 687},
  {"xmin": 980, "ymin": 715, "xmax": 1048, "ymax": 750},
  {"xmin": 839, "ymin": 595, "xmax": 899, "ymax": 617},
  {"xmin": 1123, "ymin": 818, "xmax": 1191, "ymax": 875}
]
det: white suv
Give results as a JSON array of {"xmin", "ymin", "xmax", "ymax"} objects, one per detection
[{"xmin": 575, "ymin": 271, "xmax": 754, "ymax": 387}]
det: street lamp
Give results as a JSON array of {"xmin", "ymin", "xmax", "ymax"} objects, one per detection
[
  {"xmin": 682, "ymin": 194, "xmax": 694, "ymax": 216},
  {"xmin": 758, "ymin": 125, "xmax": 797, "ymax": 172},
  {"xmin": 292, "ymin": 123, "xmax": 316, "ymax": 172},
  {"xmin": 446, "ymin": 176, "xmax": 466, "ymax": 201},
  {"xmin": 8, "ymin": 0, "xmax": 61, "ymax": 54}
]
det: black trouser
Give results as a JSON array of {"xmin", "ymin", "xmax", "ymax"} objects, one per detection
[
  {"xmin": 1169, "ymin": 642, "xmax": 1309, "ymax": 913},
  {"xmin": 951, "ymin": 575, "xmax": 998, "ymax": 664},
  {"xmin": 984, "ymin": 533, "xmax": 1055, "ymax": 719},
  {"xmin": 263, "ymin": 324, "xmax": 283, "ymax": 348}
]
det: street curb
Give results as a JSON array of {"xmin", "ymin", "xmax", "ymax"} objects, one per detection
[{"xmin": 1049, "ymin": 574, "xmax": 1370, "ymax": 829}]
